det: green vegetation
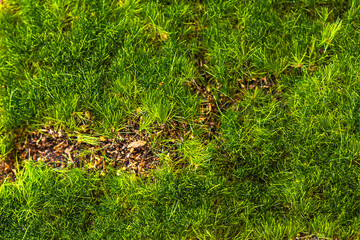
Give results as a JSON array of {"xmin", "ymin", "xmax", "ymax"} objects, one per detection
[{"xmin": 1, "ymin": 0, "xmax": 360, "ymax": 239}]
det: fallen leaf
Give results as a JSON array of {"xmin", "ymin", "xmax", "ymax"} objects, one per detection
[
  {"xmin": 85, "ymin": 111, "xmax": 91, "ymax": 119},
  {"xmin": 160, "ymin": 32, "xmax": 169, "ymax": 41},
  {"xmin": 99, "ymin": 136, "xmax": 107, "ymax": 142},
  {"xmin": 127, "ymin": 140, "xmax": 147, "ymax": 149}
]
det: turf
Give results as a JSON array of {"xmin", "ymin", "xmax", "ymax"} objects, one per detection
[{"xmin": 1, "ymin": 0, "xmax": 360, "ymax": 239}]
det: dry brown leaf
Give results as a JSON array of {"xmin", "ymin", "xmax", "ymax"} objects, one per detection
[{"xmin": 127, "ymin": 140, "xmax": 147, "ymax": 149}]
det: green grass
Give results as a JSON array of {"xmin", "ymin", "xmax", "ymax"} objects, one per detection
[{"xmin": 2, "ymin": 0, "xmax": 360, "ymax": 239}]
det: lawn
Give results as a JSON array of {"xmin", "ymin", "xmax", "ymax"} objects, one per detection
[{"xmin": 1, "ymin": 0, "xmax": 360, "ymax": 239}]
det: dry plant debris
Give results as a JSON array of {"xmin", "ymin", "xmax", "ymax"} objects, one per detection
[
  {"xmin": 0, "ymin": 125, "xmax": 159, "ymax": 182},
  {"xmin": 292, "ymin": 232, "xmax": 339, "ymax": 240}
]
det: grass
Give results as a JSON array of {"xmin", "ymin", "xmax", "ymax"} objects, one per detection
[{"xmin": 1, "ymin": 0, "xmax": 360, "ymax": 239}]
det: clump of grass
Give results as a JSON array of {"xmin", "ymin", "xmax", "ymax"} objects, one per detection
[{"xmin": 0, "ymin": 0, "xmax": 200, "ymax": 134}]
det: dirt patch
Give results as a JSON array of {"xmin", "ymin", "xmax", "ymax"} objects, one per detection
[{"xmin": 0, "ymin": 124, "xmax": 159, "ymax": 182}]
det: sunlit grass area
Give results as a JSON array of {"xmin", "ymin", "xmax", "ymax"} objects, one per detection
[{"xmin": 1, "ymin": 0, "xmax": 360, "ymax": 239}]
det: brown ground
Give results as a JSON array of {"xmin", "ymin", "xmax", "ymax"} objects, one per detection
[{"xmin": 0, "ymin": 123, "xmax": 159, "ymax": 182}]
